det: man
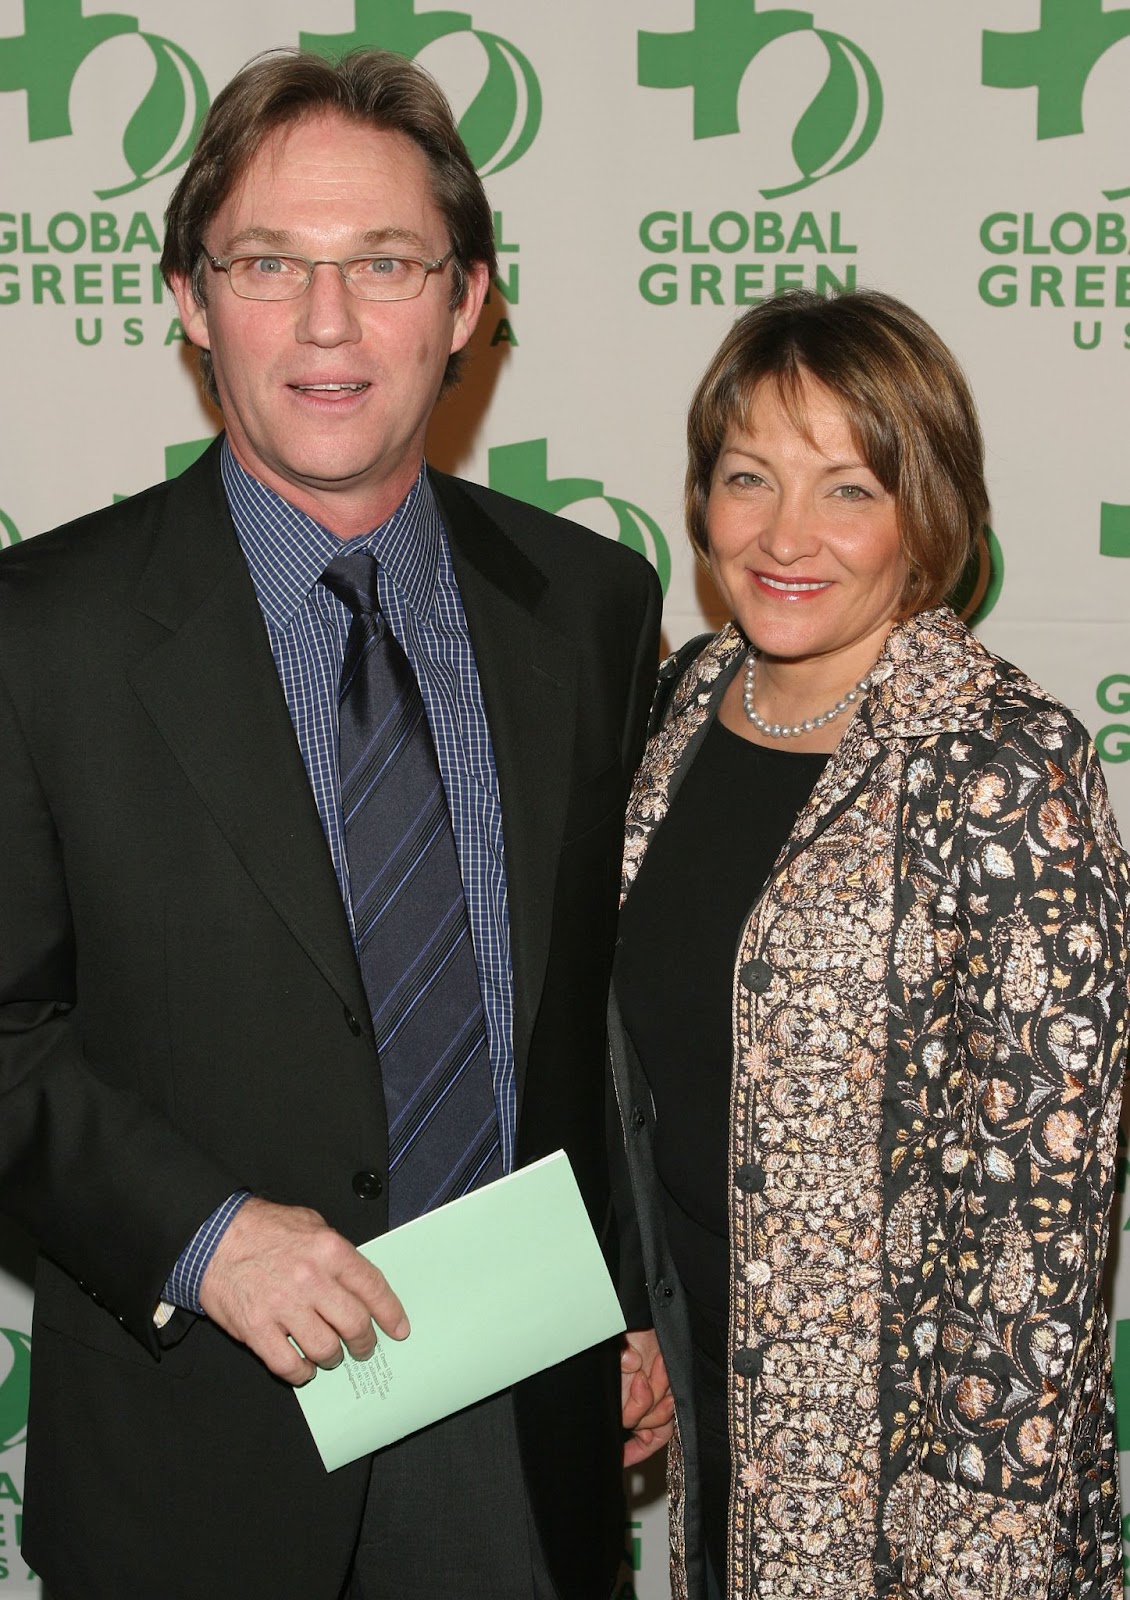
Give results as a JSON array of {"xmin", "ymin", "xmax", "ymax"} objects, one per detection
[{"xmin": 0, "ymin": 48, "xmax": 667, "ymax": 1600}]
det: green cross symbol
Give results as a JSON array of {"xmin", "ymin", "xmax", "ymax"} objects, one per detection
[
  {"xmin": 983, "ymin": 0, "xmax": 1130, "ymax": 139},
  {"xmin": 639, "ymin": 0, "xmax": 813, "ymax": 139},
  {"xmin": 0, "ymin": 0, "xmax": 138, "ymax": 142},
  {"xmin": 301, "ymin": 0, "xmax": 472, "ymax": 62}
]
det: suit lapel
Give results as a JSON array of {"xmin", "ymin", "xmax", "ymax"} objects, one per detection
[
  {"xmin": 127, "ymin": 446, "xmax": 369, "ymax": 1020},
  {"xmin": 430, "ymin": 473, "xmax": 578, "ymax": 1090}
]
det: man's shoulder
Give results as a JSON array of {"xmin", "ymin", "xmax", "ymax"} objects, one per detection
[
  {"xmin": 1, "ymin": 478, "xmax": 169, "ymax": 573},
  {"xmin": 429, "ymin": 468, "xmax": 660, "ymax": 594},
  {"xmin": 0, "ymin": 444, "xmax": 222, "ymax": 588},
  {"xmin": 0, "ymin": 446, "xmax": 225, "ymax": 637}
]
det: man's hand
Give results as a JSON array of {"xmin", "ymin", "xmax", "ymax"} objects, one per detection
[
  {"xmin": 199, "ymin": 1196, "xmax": 409, "ymax": 1385},
  {"xmin": 620, "ymin": 1327, "xmax": 674, "ymax": 1466}
]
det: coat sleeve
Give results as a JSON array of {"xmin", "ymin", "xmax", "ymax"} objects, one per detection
[
  {"xmin": 897, "ymin": 715, "xmax": 1129, "ymax": 1596},
  {"xmin": 607, "ymin": 558, "xmax": 663, "ymax": 1324},
  {"xmin": 0, "ymin": 666, "xmax": 240, "ymax": 1352}
]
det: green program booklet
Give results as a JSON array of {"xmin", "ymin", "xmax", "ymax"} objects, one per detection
[{"xmin": 295, "ymin": 1149, "xmax": 626, "ymax": 1470}]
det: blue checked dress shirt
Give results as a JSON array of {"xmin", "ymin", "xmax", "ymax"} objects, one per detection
[{"xmin": 162, "ymin": 440, "xmax": 515, "ymax": 1313}]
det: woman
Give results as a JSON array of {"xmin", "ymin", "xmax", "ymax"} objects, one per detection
[{"xmin": 611, "ymin": 290, "xmax": 1129, "ymax": 1600}]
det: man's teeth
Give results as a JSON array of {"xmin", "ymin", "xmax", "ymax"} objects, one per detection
[
  {"xmin": 761, "ymin": 576, "xmax": 829, "ymax": 591},
  {"xmin": 295, "ymin": 382, "xmax": 368, "ymax": 392}
]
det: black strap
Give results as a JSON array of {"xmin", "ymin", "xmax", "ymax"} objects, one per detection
[{"xmin": 648, "ymin": 633, "xmax": 714, "ymax": 738}]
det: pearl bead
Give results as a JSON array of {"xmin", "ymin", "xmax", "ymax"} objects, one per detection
[{"xmin": 742, "ymin": 652, "xmax": 872, "ymax": 739}]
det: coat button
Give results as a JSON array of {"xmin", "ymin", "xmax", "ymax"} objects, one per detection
[
  {"xmin": 734, "ymin": 1164, "xmax": 766, "ymax": 1195},
  {"xmin": 733, "ymin": 1346, "xmax": 763, "ymax": 1379},
  {"xmin": 654, "ymin": 1278, "xmax": 675, "ymax": 1301},
  {"xmin": 631, "ymin": 1106, "xmax": 647, "ymax": 1132},
  {"xmin": 343, "ymin": 1006, "xmax": 362, "ymax": 1036},
  {"xmin": 352, "ymin": 1170, "xmax": 383, "ymax": 1199},
  {"xmin": 741, "ymin": 957, "xmax": 772, "ymax": 993}
]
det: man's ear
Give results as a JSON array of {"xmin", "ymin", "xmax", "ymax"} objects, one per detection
[
  {"xmin": 450, "ymin": 260, "xmax": 490, "ymax": 356},
  {"xmin": 169, "ymin": 273, "xmax": 211, "ymax": 351}
]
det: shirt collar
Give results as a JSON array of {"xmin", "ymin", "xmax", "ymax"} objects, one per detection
[{"xmin": 221, "ymin": 436, "xmax": 442, "ymax": 628}]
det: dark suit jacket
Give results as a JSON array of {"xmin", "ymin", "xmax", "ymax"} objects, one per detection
[{"xmin": 0, "ymin": 441, "xmax": 662, "ymax": 1600}]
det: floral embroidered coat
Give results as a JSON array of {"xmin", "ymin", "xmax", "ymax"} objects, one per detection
[{"xmin": 611, "ymin": 609, "xmax": 1129, "ymax": 1600}]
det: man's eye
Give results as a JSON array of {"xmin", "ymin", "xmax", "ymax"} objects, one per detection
[
  {"xmin": 251, "ymin": 256, "xmax": 299, "ymax": 276},
  {"xmin": 358, "ymin": 257, "xmax": 409, "ymax": 276}
]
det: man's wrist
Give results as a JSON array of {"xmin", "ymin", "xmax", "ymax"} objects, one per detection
[{"xmin": 160, "ymin": 1190, "xmax": 253, "ymax": 1316}]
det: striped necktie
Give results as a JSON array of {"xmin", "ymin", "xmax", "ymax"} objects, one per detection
[{"xmin": 322, "ymin": 551, "xmax": 503, "ymax": 1226}]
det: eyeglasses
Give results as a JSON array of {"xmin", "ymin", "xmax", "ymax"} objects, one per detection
[{"xmin": 203, "ymin": 248, "xmax": 453, "ymax": 302}]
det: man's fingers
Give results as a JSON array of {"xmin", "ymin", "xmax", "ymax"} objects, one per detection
[
  {"xmin": 198, "ymin": 1197, "xmax": 409, "ymax": 1379},
  {"xmin": 343, "ymin": 1253, "xmax": 410, "ymax": 1340}
]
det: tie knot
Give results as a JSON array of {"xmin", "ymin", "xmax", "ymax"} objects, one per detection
[{"xmin": 321, "ymin": 551, "xmax": 381, "ymax": 617}]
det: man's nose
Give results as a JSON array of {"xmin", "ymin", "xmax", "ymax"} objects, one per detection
[{"xmin": 296, "ymin": 262, "xmax": 363, "ymax": 346}]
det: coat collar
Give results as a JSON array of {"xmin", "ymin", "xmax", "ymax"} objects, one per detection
[
  {"xmin": 666, "ymin": 607, "xmax": 1002, "ymax": 743},
  {"xmin": 429, "ymin": 469, "xmax": 579, "ymax": 1086},
  {"xmin": 128, "ymin": 439, "xmax": 371, "ymax": 1021},
  {"xmin": 129, "ymin": 444, "xmax": 576, "ymax": 1092},
  {"xmin": 624, "ymin": 607, "xmax": 1001, "ymax": 904}
]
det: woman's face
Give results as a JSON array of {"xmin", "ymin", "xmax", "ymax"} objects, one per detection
[{"xmin": 706, "ymin": 372, "xmax": 907, "ymax": 680}]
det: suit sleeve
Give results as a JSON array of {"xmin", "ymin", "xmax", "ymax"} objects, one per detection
[
  {"xmin": 898, "ymin": 723, "xmax": 1129, "ymax": 1595},
  {"xmin": 0, "ymin": 668, "xmax": 241, "ymax": 1352},
  {"xmin": 608, "ymin": 559, "xmax": 663, "ymax": 1324}
]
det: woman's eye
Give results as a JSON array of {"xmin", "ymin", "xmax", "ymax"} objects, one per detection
[{"xmin": 834, "ymin": 483, "xmax": 870, "ymax": 500}]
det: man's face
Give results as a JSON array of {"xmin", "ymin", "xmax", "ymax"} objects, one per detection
[{"xmin": 171, "ymin": 113, "xmax": 488, "ymax": 536}]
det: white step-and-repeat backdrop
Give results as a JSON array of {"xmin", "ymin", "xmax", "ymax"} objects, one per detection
[{"xmin": 2, "ymin": 2, "xmax": 1130, "ymax": 1593}]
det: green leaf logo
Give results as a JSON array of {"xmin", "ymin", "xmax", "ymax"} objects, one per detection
[
  {"xmin": 303, "ymin": 3, "xmax": 541, "ymax": 178},
  {"xmin": 948, "ymin": 526, "xmax": 1004, "ymax": 626},
  {"xmin": 0, "ymin": 1328, "xmax": 31, "ymax": 1451},
  {"xmin": 605, "ymin": 498, "xmax": 672, "ymax": 595},
  {"xmin": 768, "ymin": 31, "xmax": 883, "ymax": 199},
  {"xmin": 0, "ymin": 510, "xmax": 21, "ymax": 549},
  {"xmin": 487, "ymin": 440, "xmax": 671, "ymax": 595},
  {"xmin": 98, "ymin": 33, "xmax": 209, "ymax": 200},
  {"xmin": 638, "ymin": 3, "xmax": 882, "ymax": 197},
  {"xmin": 460, "ymin": 31, "xmax": 541, "ymax": 176}
]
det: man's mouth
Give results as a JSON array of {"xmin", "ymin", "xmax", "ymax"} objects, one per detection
[{"xmin": 291, "ymin": 382, "xmax": 370, "ymax": 393}]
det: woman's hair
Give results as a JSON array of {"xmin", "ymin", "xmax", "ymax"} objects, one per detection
[
  {"xmin": 161, "ymin": 48, "xmax": 496, "ymax": 402},
  {"xmin": 685, "ymin": 289, "xmax": 989, "ymax": 614}
]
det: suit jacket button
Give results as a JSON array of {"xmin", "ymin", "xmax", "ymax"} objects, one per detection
[
  {"xmin": 343, "ymin": 1006, "xmax": 362, "ymax": 1036},
  {"xmin": 733, "ymin": 1346, "xmax": 763, "ymax": 1379},
  {"xmin": 631, "ymin": 1106, "xmax": 647, "ymax": 1132},
  {"xmin": 734, "ymin": 1164, "xmax": 766, "ymax": 1194},
  {"xmin": 352, "ymin": 1170, "xmax": 383, "ymax": 1199},
  {"xmin": 741, "ymin": 957, "xmax": 772, "ymax": 994}
]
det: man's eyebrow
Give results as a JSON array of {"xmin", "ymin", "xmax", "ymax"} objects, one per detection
[{"xmin": 219, "ymin": 225, "xmax": 432, "ymax": 253}]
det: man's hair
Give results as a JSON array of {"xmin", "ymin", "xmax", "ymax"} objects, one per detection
[
  {"xmin": 685, "ymin": 289, "xmax": 989, "ymax": 616},
  {"xmin": 161, "ymin": 48, "xmax": 496, "ymax": 403}
]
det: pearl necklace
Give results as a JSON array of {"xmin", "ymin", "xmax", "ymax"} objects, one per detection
[{"xmin": 742, "ymin": 651, "xmax": 872, "ymax": 739}]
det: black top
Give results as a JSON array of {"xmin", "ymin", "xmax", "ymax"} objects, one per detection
[{"xmin": 615, "ymin": 714, "xmax": 827, "ymax": 1577}]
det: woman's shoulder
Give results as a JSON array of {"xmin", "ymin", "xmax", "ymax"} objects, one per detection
[{"xmin": 648, "ymin": 625, "xmax": 741, "ymax": 737}]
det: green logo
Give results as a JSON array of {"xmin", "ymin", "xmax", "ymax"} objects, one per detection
[
  {"xmin": 1100, "ymin": 502, "xmax": 1130, "ymax": 558},
  {"xmin": 0, "ymin": 0, "xmax": 209, "ymax": 198},
  {"xmin": 983, "ymin": 0, "xmax": 1130, "ymax": 140},
  {"xmin": 488, "ymin": 440, "xmax": 671, "ymax": 594},
  {"xmin": 948, "ymin": 526, "xmax": 1003, "ymax": 627},
  {"xmin": 114, "ymin": 436, "xmax": 214, "ymax": 502},
  {"xmin": 638, "ymin": 0, "xmax": 882, "ymax": 199},
  {"xmin": 1096, "ymin": 674, "xmax": 1130, "ymax": 764},
  {"xmin": 0, "ymin": 1329, "xmax": 31, "ymax": 1451},
  {"xmin": 302, "ymin": 0, "xmax": 541, "ymax": 176},
  {"xmin": 0, "ymin": 510, "xmax": 21, "ymax": 548}
]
